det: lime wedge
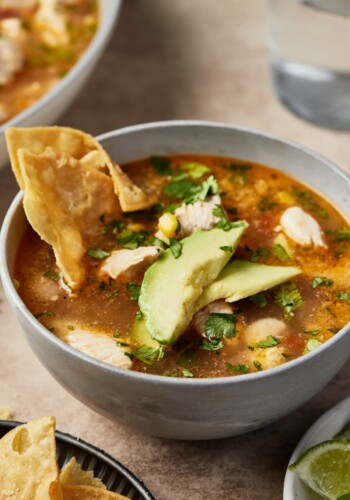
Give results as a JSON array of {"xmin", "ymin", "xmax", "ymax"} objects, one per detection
[
  {"xmin": 289, "ymin": 440, "xmax": 350, "ymax": 500},
  {"xmin": 334, "ymin": 422, "xmax": 350, "ymax": 441}
]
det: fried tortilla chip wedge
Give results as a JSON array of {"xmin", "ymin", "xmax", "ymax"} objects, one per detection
[
  {"xmin": 61, "ymin": 484, "xmax": 130, "ymax": 500},
  {"xmin": 0, "ymin": 416, "xmax": 62, "ymax": 500},
  {"xmin": 60, "ymin": 457, "xmax": 106, "ymax": 489},
  {"xmin": 17, "ymin": 148, "xmax": 120, "ymax": 289},
  {"xmin": 5, "ymin": 126, "xmax": 155, "ymax": 212}
]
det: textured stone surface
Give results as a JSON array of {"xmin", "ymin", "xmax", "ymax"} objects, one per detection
[{"xmin": 0, "ymin": 1, "xmax": 349, "ymax": 499}]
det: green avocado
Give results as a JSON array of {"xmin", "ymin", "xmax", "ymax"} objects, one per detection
[
  {"xmin": 139, "ymin": 224, "xmax": 247, "ymax": 345},
  {"xmin": 194, "ymin": 260, "xmax": 301, "ymax": 311},
  {"xmin": 130, "ymin": 318, "xmax": 159, "ymax": 348}
]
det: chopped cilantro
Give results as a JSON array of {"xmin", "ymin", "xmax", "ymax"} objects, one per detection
[
  {"xmin": 66, "ymin": 325, "xmax": 74, "ymax": 330},
  {"xmin": 35, "ymin": 310, "xmax": 54, "ymax": 319},
  {"xmin": 118, "ymin": 230, "xmax": 150, "ymax": 249},
  {"xmin": 251, "ymin": 246, "xmax": 270, "ymax": 262},
  {"xmin": 125, "ymin": 345, "xmax": 164, "ymax": 365},
  {"xmin": 199, "ymin": 338, "xmax": 224, "ymax": 351},
  {"xmin": 169, "ymin": 238, "xmax": 182, "ymax": 259},
  {"xmin": 258, "ymin": 196, "xmax": 277, "ymax": 212},
  {"xmin": 255, "ymin": 335, "xmax": 281, "ymax": 348},
  {"xmin": 181, "ymin": 162, "xmax": 210, "ymax": 178},
  {"xmin": 225, "ymin": 362, "xmax": 250, "ymax": 374},
  {"xmin": 182, "ymin": 368, "xmax": 195, "ymax": 378},
  {"xmin": 87, "ymin": 248, "xmax": 110, "ymax": 260},
  {"xmin": 336, "ymin": 292, "xmax": 350, "ymax": 301},
  {"xmin": 116, "ymin": 340, "xmax": 129, "ymax": 347},
  {"xmin": 136, "ymin": 310, "xmax": 143, "ymax": 320},
  {"xmin": 220, "ymin": 245, "xmax": 233, "ymax": 253},
  {"xmin": 224, "ymin": 163, "xmax": 250, "ymax": 185},
  {"xmin": 291, "ymin": 187, "xmax": 328, "ymax": 219},
  {"xmin": 250, "ymin": 291, "xmax": 268, "ymax": 308},
  {"xmin": 328, "ymin": 327, "xmax": 340, "ymax": 334},
  {"xmin": 107, "ymin": 290, "xmax": 119, "ymax": 300},
  {"xmin": 336, "ymin": 227, "xmax": 350, "ymax": 241},
  {"xmin": 304, "ymin": 330, "xmax": 321, "ymax": 336},
  {"xmin": 216, "ymin": 218, "xmax": 245, "ymax": 232},
  {"xmin": 312, "ymin": 277, "xmax": 333, "ymax": 288},
  {"xmin": 212, "ymin": 204, "xmax": 226, "ymax": 218},
  {"xmin": 111, "ymin": 220, "xmax": 125, "ymax": 234},
  {"xmin": 253, "ymin": 360, "xmax": 263, "ymax": 371},
  {"xmin": 165, "ymin": 370, "xmax": 178, "ymax": 377},
  {"xmin": 177, "ymin": 349, "xmax": 196, "ymax": 367},
  {"xmin": 184, "ymin": 175, "xmax": 219, "ymax": 204},
  {"xmin": 126, "ymin": 281, "xmax": 141, "ymax": 300},
  {"xmin": 150, "ymin": 156, "xmax": 172, "ymax": 176},
  {"xmin": 305, "ymin": 338, "xmax": 323, "ymax": 353},
  {"xmin": 43, "ymin": 270, "xmax": 61, "ymax": 280},
  {"xmin": 273, "ymin": 244, "xmax": 289, "ymax": 262},
  {"xmin": 274, "ymin": 283, "xmax": 303, "ymax": 316},
  {"xmin": 204, "ymin": 313, "xmax": 237, "ymax": 341},
  {"xmin": 163, "ymin": 179, "xmax": 201, "ymax": 200}
]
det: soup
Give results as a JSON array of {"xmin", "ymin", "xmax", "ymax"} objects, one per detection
[
  {"xmin": 0, "ymin": 0, "xmax": 98, "ymax": 124},
  {"xmin": 10, "ymin": 128, "xmax": 350, "ymax": 379}
]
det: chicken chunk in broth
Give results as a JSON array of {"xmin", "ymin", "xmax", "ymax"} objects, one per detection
[{"xmin": 9, "ymin": 129, "xmax": 350, "ymax": 378}]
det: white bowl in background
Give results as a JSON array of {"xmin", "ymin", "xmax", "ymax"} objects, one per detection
[
  {"xmin": 0, "ymin": 0, "xmax": 122, "ymax": 170},
  {"xmin": 1, "ymin": 121, "xmax": 350, "ymax": 440}
]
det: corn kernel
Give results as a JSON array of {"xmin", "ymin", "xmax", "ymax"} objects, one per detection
[
  {"xmin": 128, "ymin": 223, "xmax": 146, "ymax": 232},
  {"xmin": 158, "ymin": 213, "xmax": 178, "ymax": 238},
  {"xmin": 276, "ymin": 190, "xmax": 294, "ymax": 205}
]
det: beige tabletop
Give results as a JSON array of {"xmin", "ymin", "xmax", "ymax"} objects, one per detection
[{"xmin": 1, "ymin": 1, "xmax": 350, "ymax": 499}]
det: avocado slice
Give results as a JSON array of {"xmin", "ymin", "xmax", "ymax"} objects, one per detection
[
  {"xmin": 139, "ymin": 225, "xmax": 247, "ymax": 345},
  {"xmin": 194, "ymin": 260, "xmax": 301, "ymax": 311},
  {"xmin": 130, "ymin": 318, "xmax": 159, "ymax": 348}
]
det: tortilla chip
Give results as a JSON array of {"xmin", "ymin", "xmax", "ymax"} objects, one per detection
[
  {"xmin": 5, "ymin": 126, "xmax": 154, "ymax": 212},
  {"xmin": 0, "ymin": 407, "xmax": 11, "ymax": 420},
  {"xmin": 0, "ymin": 416, "xmax": 62, "ymax": 500},
  {"xmin": 17, "ymin": 148, "xmax": 120, "ymax": 289},
  {"xmin": 60, "ymin": 457, "xmax": 106, "ymax": 489},
  {"xmin": 61, "ymin": 484, "xmax": 130, "ymax": 500},
  {"xmin": 108, "ymin": 163, "xmax": 156, "ymax": 212}
]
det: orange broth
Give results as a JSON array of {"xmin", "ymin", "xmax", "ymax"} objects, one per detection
[{"xmin": 14, "ymin": 155, "xmax": 350, "ymax": 378}]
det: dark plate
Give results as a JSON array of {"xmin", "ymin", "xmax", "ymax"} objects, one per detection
[{"xmin": 0, "ymin": 420, "xmax": 155, "ymax": 500}]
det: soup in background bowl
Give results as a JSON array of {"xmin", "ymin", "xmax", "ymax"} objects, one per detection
[
  {"xmin": 0, "ymin": 0, "xmax": 122, "ymax": 170},
  {"xmin": 1, "ymin": 121, "xmax": 350, "ymax": 440}
]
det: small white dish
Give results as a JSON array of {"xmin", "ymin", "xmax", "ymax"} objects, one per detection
[{"xmin": 284, "ymin": 397, "xmax": 350, "ymax": 500}]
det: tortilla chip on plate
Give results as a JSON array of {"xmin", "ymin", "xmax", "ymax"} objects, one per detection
[
  {"xmin": 60, "ymin": 457, "xmax": 106, "ymax": 489},
  {"xmin": 0, "ymin": 416, "xmax": 62, "ymax": 500},
  {"xmin": 61, "ymin": 484, "xmax": 130, "ymax": 500}
]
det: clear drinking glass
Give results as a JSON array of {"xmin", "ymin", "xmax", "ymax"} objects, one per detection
[{"xmin": 268, "ymin": 0, "xmax": 350, "ymax": 130}]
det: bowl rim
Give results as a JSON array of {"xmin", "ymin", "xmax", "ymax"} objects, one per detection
[
  {"xmin": 1, "ymin": 119, "xmax": 350, "ymax": 387},
  {"xmin": 0, "ymin": 0, "xmax": 122, "ymax": 135}
]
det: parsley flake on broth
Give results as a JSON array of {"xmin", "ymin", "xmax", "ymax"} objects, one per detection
[{"xmin": 9, "ymin": 129, "xmax": 350, "ymax": 378}]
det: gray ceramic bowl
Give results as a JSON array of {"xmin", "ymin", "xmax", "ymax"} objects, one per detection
[{"xmin": 1, "ymin": 121, "xmax": 350, "ymax": 440}]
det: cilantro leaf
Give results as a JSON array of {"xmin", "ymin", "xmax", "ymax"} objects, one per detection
[
  {"xmin": 184, "ymin": 175, "xmax": 219, "ymax": 204},
  {"xmin": 212, "ymin": 204, "xmax": 226, "ymax": 218},
  {"xmin": 258, "ymin": 196, "xmax": 277, "ymax": 212},
  {"xmin": 136, "ymin": 310, "xmax": 143, "ymax": 320},
  {"xmin": 225, "ymin": 362, "xmax": 250, "ymax": 374},
  {"xmin": 220, "ymin": 245, "xmax": 233, "ymax": 253},
  {"xmin": 255, "ymin": 335, "xmax": 281, "ymax": 348},
  {"xmin": 291, "ymin": 187, "xmax": 328, "ymax": 219},
  {"xmin": 87, "ymin": 248, "xmax": 110, "ymax": 260},
  {"xmin": 250, "ymin": 291, "xmax": 268, "ymax": 308},
  {"xmin": 304, "ymin": 330, "xmax": 321, "ymax": 336},
  {"xmin": 336, "ymin": 292, "xmax": 350, "ymax": 301},
  {"xmin": 204, "ymin": 313, "xmax": 237, "ymax": 341},
  {"xmin": 126, "ymin": 281, "xmax": 141, "ymax": 300},
  {"xmin": 169, "ymin": 238, "xmax": 182, "ymax": 259},
  {"xmin": 43, "ymin": 270, "xmax": 61, "ymax": 280},
  {"xmin": 35, "ymin": 310, "xmax": 54, "ymax": 319},
  {"xmin": 274, "ymin": 283, "xmax": 303, "ymax": 316},
  {"xmin": 125, "ymin": 345, "xmax": 164, "ymax": 365},
  {"xmin": 199, "ymin": 338, "xmax": 224, "ymax": 351},
  {"xmin": 118, "ymin": 230, "xmax": 150, "ymax": 249},
  {"xmin": 181, "ymin": 162, "xmax": 210, "ymax": 179},
  {"xmin": 336, "ymin": 227, "xmax": 350, "ymax": 241},
  {"xmin": 273, "ymin": 244, "xmax": 289, "ymax": 262},
  {"xmin": 182, "ymin": 368, "xmax": 195, "ymax": 378},
  {"xmin": 253, "ymin": 360, "xmax": 263, "ymax": 371},
  {"xmin": 164, "ymin": 179, "xmax": 201, "ymax": 200},
  {"xmin": 312, "ymin": 276, "xmax": 333, "ymax": 288},
  {"xmin": 150, "ymin": 156, "xmax": 172, "ymax": 176},
  {"xmin": 251, "ymin": 246, "xmax": 270, "ymax": 262}
]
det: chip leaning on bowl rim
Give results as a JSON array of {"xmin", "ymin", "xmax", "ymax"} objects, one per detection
[{"xmin": 0, "ymin": 120, "xmax": 350, "ymax": 440}]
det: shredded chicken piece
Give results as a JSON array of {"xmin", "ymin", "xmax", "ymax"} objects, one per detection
[
  {"xmin": 0, "ymin": 37, "xmax": 23, "ymax": 85},
  {"xmin": 100, "ymin": 246, "xmax": 162, "ymax": 280},
  {"xmin": 34, "ymin": 0, "xmax": 69, "ymax": 47},
  {"xmin": 65, "ymin": 327, "xmax": 132, "ymax": 369},
  {"xmin": 245, "ymin": 318, "xmax": 288, "ymax": 370},
  {"xmin": 192, "ymin": 300, "xmax": 233, "ymax": 337},
  {"xmin": 174, "ymin": 195, "xmax": 222, "ymax": 237},
  {"xmin": 279, "ymin": 206, "xmax": 326, "ymax": 247}
]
